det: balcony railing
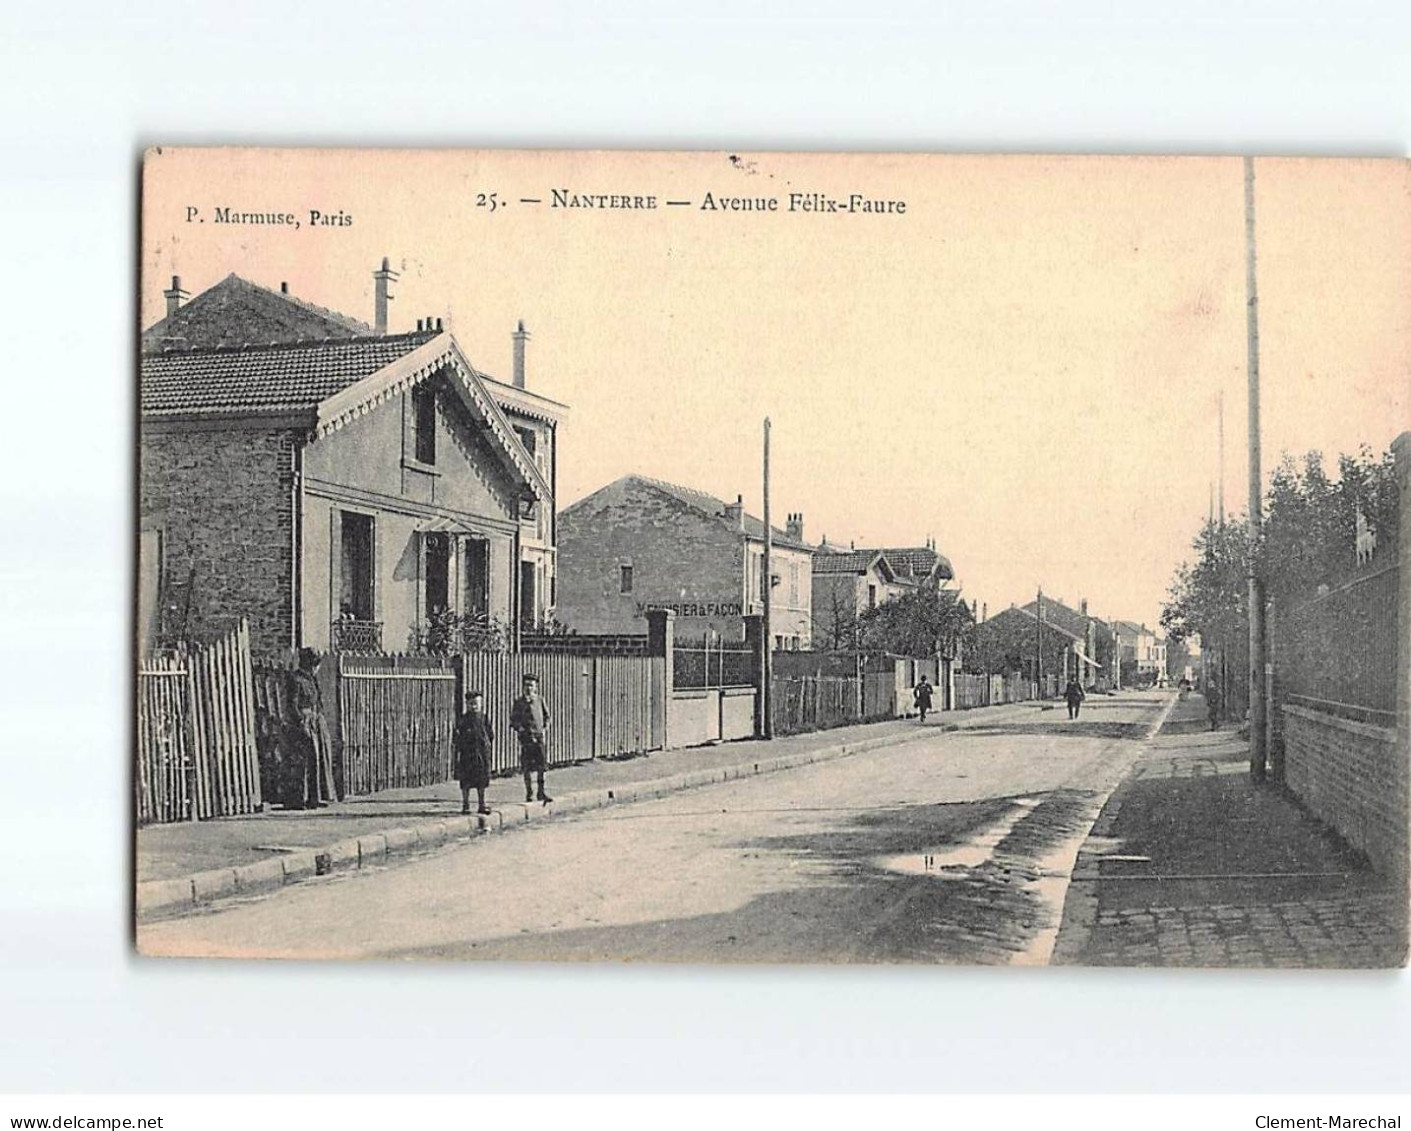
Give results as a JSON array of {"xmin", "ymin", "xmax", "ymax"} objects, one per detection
[{"xmin": 332, "ymin": 619, "xmax": 383, "ymax": 653}]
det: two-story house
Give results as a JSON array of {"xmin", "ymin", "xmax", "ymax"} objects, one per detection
[
  {"xmin": 555, "ymin": 476, "xmax": 814, "ymax": 648},
  {"xmin": 139, "ymin": 266, "xmax": 565, "ymax": 653}
]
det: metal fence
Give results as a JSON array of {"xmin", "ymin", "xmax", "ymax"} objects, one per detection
[
  {"xmin": 136, "ymin": 619, "xmax": 262, "ymax": 825},
  {"xmin": 674, "ymin": 636, "xmax": 753, "ymax": 689},
  {"xmin": 1273, "ymin": 563, "xmax": 1399, "ymax": 726}
]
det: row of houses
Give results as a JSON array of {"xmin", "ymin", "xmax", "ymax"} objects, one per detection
[
  {"xmin": 552, "ymin": 474, "xmax": 955, "ymax": 650},
  {"xmin": 139, "ymin": 264, "xmax": 959, "ymax": 659},
  {"xmin": 973, "ymin": 593, "xmax": 1174, "ymax": 689}
]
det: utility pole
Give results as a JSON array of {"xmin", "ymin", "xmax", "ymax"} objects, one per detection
[
  {"xmin": 1036, "ymin": 586, "xmax": 1044, "ymax": 696},
  {"xmin": 762, "ymin": 417, "xmax": 774, "ymax": 740},
  {"xmin": 1218, "ymin": 389, "xmax": 1226, "ymax": 527},
  {"xmin": 1245, "ymin": 155, "xmax": 1268, "ymax": 782}
]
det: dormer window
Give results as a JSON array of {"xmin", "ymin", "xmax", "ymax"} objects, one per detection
[{"xmin": 412, "ymin": 385, "xmax": 436, "ymax": 465}]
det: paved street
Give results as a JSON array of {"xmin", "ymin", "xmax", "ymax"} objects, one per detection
[{"xmin": 139, "ymin": 693, "xmax": 1169, "ymax": 964}]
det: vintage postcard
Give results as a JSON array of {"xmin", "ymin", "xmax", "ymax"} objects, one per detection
[{"xmin": 135, "ymin": 148, "xmax": 1408, "ymax": 966}]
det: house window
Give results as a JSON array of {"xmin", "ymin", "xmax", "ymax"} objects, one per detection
[
  {"xmin": 424, "ymin": 532, "xmax": 451, "ymax": 615},
  {"xmin": 340, "ymin": 513, "xmax": 375, "ymax": 622},
  {"xmin": 462, "ymin": 537, "xmax": 490, "ymax": 618},
  {"xmin": 514, "ymin": 425, "xmax": 537, "ymax": 461},
  {"xmin": 520, "ymin": 561, "xmax": 538, "ymax": 629},
  {"xmin": 620, "ymin": 564, "xmax": 634, "ymax": 594},
  {"xmin": 868, "ymin": 584, "xmax": 877, "ymax": 610},
  {"xmin": 412, "ymin": 385, "xmax": 436, "ymax": 465}
]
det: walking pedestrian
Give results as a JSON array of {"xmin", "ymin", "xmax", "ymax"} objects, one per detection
[
  {"xmin": 1063, "ymin": 677, "xmax": 1085, "ymax": 720},
  {"xmin": 511, "ymin": 673, "xmax": 552, "ymax": 804},
  {"xmin": 1205, "ymin": 680, "xmax": 1222, "ymax": 731},
  {"xmin": 913, "ymin": 675, "xmax": 934, "ymax": 723},
  {"xmin": 453, "ymin": 691, "xmax": 494, "ymax": 816}
]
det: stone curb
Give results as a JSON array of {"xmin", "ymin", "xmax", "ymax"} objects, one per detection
[{"xmin": 136, "ymin": 708, "xmax": 1027, "ymax": 921}]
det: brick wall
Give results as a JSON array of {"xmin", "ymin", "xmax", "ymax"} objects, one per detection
[
  {"xmin": 1283, "ymin": 704, "xmax": 1406, "ymax": 881},
  {"xmin": 140, "ymin": 424, "xmax": 299, "ymax": 652},
  {"xmin": 558, "ymin": 479, "xmax": 743, "ymax": 636}
]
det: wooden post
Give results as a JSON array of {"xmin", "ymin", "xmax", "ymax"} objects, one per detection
[{"xmin": 762, "ymin": 417, "xmax": 774, "ymax": 739}]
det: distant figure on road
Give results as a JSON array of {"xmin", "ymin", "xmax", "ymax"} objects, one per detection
[
  {"xmin": 913, "ymin": 675, "xmax": 934, "ymax": 723},
  {"xmin": 453, "ymin": 691, "xmax": 494, "ymax": 816},
  {"xmin": 511, "ymin": 673, "xmax": 552, "ymax": 804},
  {"xmin": 1205, "ymin": 681, "xmax": 1222, "ymax": 731},
  {"xmin": 1063, "ymin": 678, "xmax": 1085, "ymax": 720}
]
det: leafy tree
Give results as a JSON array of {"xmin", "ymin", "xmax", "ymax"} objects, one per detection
[
  {"xmin": 1160, "ymin": 441, "xmax": 1399, "ymax": 720},
  {"xmin": 857, "ymin": 587, "xmax": 975, "ymax": 659}
]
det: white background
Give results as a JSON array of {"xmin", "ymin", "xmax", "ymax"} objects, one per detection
[{"xmin": 1, "ymin": 0, "xmax": 1408, "ymax": 1096}]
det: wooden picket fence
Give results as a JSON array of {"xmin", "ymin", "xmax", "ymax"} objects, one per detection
[
  {"xmin": 458, "ymin": 652, "xmax": 665, "ymax": 775},
  {"xmin": 136, "ymin": 619, "xmax": 262, "ymax": 824},
  {"xmin": 338, "ymin": 654, "xmax": 458, "ymax": 795}
]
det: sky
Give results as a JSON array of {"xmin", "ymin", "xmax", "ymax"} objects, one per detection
[{"xmin": 142, "ymin": 149, "xmax": 1409, "ymax": 630}]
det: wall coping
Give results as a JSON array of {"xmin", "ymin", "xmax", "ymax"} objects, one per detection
[{"xmin": 1283, "ymin": 702, "xmax": 1398, "ymax": 744}]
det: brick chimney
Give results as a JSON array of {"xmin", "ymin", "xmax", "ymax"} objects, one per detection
[
  {"xmin": 373, "ymin": 257, "xmax": 398, "ymax": 334},
  {"xmin": 513, "ymin": 321, "xmax": 530, "ymax": 388},
  {"xmin": 785, "ymin": 512, "xmax": 804, "ymax": 542},
  {"xmin": 723, "ymin": 494, "xmax": 744, "ymax": 528},
  {"xmin": 163, "ymin": 275, "xmax": 190, "ymax": 318}
]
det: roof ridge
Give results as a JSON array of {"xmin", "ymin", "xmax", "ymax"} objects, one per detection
[
  {"xmin": 227, "ymin": 273, "xmax": 374, "ymax": 332},
  {"xmin": 147, "ymin": 328, "xmax": 441, "ymax": 358}
]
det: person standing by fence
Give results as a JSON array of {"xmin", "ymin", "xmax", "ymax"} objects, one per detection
[
  {"xmin": 453, "ymin": 691, "xmax": 494, "ymax": 816},
  {"xmin": 913, "ymin": 675, "xmax": 934, "ymax": 723},
  {"xmin": 287, "ymin": 648, "xmax": 337, "ymax": 809},
  {"xmin": 511, "ymin": 673, "xmax": 553, "ymax": 804}
]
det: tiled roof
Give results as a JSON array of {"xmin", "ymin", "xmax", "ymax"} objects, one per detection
[
  {"xmin": 1021, "ymin": 598, "xmax": 1103, "ymax": 639},
  {"xmin": 578, "ymin": 475, "xmax": 813, "ymax": 550},
  {"xmin": 857, "ymin": 545, "xmax": 954, "ymax": 581},
  {"xmin": 142, "ymin": 273, "xmax": 372, "ymax": 353},
  {"xmin": 812, "ymin": 549, "xmax": 884, "ymax": 574},
  {"xmin": 140, "ymin": 331, "xmax": 438, "ymax": 417},
  {"xmin": 987, "ymin": 604, "xmax": 1083, "ymax": 642}
]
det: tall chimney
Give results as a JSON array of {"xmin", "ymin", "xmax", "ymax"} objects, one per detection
[
  {"xmin": 373, "ymin": 257, "xmax": 398, "ymax": 334},
  {"xmin": 163, "ymin": 275, "xmax": 190, "ymax": 318},
  {"xmin": 512, "ymin": 320, "xmax": 530, "ymax": 388},
  {"xmin": 785, "ymin": 512, "xmax": 804, "ymax": 542}
]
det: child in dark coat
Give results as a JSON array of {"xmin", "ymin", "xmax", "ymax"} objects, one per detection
[{"xmin": 454, "ymin": 692, "xmax": 494, "ymax": 815}]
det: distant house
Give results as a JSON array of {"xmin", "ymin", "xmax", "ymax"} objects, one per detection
[
  {"xmin": 866, "ymin": 542, "xmax": 954, "ymax": 590},
  {"xmin": 1018, "ymin": 596, "xmax": 1112, "ymax": 688},
  {"xmin": 1112, "ymin": 620, "xmax": 1165, "ymax": 683},
  {"xmin": 556, "ymin": 476, "xmax": 814, "ymax": 648},
  {"xmin": 139, "ymin": 267, "xmax": 564, "ymax": 654},
  {"xmin": 975, "ymin": 596, "xmax": 1109, "ymax": 689},
  {"xmin": 811, "ymin": 549, "xmax": 903, "ymax": 647}
]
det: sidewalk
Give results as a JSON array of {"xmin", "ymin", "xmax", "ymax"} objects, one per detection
[
  {"xmin": 137, "ymin": 698, "xmax": 1045, "ymax": 918},
  {"xmin": 1054, "ymin": 693, "xmax": 1409, "ymax": 968}
]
